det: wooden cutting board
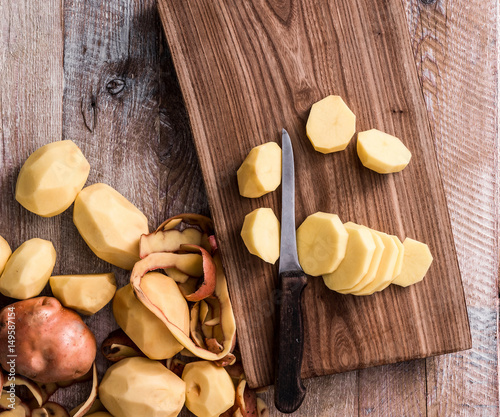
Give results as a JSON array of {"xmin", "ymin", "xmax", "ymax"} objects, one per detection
[{"xmin": 158, "ymin": 0, "xmax": 472, "ymax": 388}]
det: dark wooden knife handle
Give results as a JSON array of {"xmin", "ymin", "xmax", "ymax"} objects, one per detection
[{"xmin": 274, "ymin": 271, "xmax": 308, "ymax": 413}]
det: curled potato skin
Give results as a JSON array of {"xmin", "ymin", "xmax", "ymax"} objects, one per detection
[{"xmin": 0, "ymin": 297, "xmax": 96, "ymax": 383}]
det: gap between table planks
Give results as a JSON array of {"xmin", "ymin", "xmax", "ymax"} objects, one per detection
[{"xmin": 0, "ymin": 0, "xmax": 497, "ymax": 416}]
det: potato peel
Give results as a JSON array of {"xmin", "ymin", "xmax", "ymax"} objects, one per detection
[
  {"xmin": 179, "ymin": 244, "xmax": 216, "ymax": 302},
  {"xmin": 101, "ymin": 329, "xmax": 144, "ymax": 362},
  {"xmin": 71, "ymin": 363, "xmax": 97, "ymax": 417},
  {"xmin": 2, "ymin": 375, "xmax": 43, "ymax": 407}
]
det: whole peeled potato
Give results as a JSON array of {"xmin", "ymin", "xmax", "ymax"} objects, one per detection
[{"xmin": 0, "ymin": 297, "xmax": 96, "ymax": 383}]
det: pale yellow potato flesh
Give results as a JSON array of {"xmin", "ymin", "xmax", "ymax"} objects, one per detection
[
  {"xmin": 99, "ymin": 357, "xmax": 185, "ymax": 417},
  {"xmin": 73, "ymin": 183, "xmax": 149, "ymax": 270},
  {"xmin": 182, "ymin": 361, "xmax": 235, "ymax": 417},
  {"xmin": 237, "ymin": 142, "xmax": 282, "ymax": 198},
  {"xmin": 392, "ymin": 238, "xmax": 433, "ymax": 287},
  {"xmin": 240, "ymin": 208, "xmax": 280, "ymax": 264},
  {"xmin": 306, "ymin": 95, "xmax": 356, "ymax": 153},
  {"xmin": 297, "ymin": 212, "xmax": 348, "ymax": 276},
  {"xmin": 15, "ymin": 140, "xmax": 90, "ymax": 217},
  {"xmin": 351, "ymin": 230, "xmax": 399, "ymax": 295},
  {"xmin": 0, "ymin": 238, "xmax": 56, "ymax": 299},
  {"xmin": 50, "ymin": 273, "xmax": 117, "ymax": 315},
  {"xmin": 322, "ymin": 224, "xmax": 376, "ymax": 292},
  {"xmin": 338, "ymin": 223, "xmax": 385, "ymax": 294},
  {"xmin": 390, "ymin": 236, "xmax": 405, "ymax": 280},
  {"xmin": 0, "ymin": 235, "xmax": 12, "ymax": 276},
  {"xmin": 357, "ymin": 129, "xmax": 411, "ymax": 174},
  {"xmin": 113, "ymin": 277, "xmax": 188, "ymax": 360}
]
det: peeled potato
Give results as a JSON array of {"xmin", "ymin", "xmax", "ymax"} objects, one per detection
[
  {"xmin": 339, "ymin": 223, "xmax": 384, "ymax": 294},
  {"xmin": 0, "ymin": 238, "xmax": 56, "ymax": 299},
  {"xmin": 296, "ymin": 212, "xmax": 348, "ymax": 276},
  {"xmin": 392, "ymin": 238, "xmax": 433, "ymax": 287},
  {"xmin": 50, "ymin": 273, "xmax": 117, "ymax": 315},
  {"xmin": 306, "ymin": 95, "xmax": 356, "ymax": 153},
  {"xmin": 240, "ymin": 208, "xmax": 280, "ymax": 264},
  {"xmin": 357, "ymin": 129, "xmax": 411, "ymax": 174},
  {"xmin": 323, "ymin": 224, "xmax": 376, "ymax": 291},
  {"xmin": 391, "ymin": 236, "xmax": 405, "ymax": 279},
  {"xmin": 15, "ymin": 140, "xmax": 90, "ymax": 217},
  {"xmin": 237, "ymin": 142, "xmax": 282, "ymax": 198},
  {"xmin": 0, "ymin": 236, "xmax": 12, "ymax": 276},
  {"xmin": 73, "ymin": 183, "xmax": 149, "ymax": 270}
]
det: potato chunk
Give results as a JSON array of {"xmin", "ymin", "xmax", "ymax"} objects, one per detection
[
  {"xmin": 0, "ymin": 235, "xmax": 12, "ymax": 275},
  {"xmin": 50, "ymin": 273, "xmax": 117, "ymax": 315},
  {"xmin": 296, "ymin": 212, "xmax": 348, "ymax": 276},
  {"xmin": 322, "ymin": 224, "xmax": 375, "ymax": 292},
  {"xmin": 237, "ymin": 142, "xmax": 282, "ymax": 198},
  {"xmin": 357, "ymin": 129, "xmax": 411, "ymax": 173},
  {"xmin": 113, "ymin": 275, "xmax": 188, "ymax": 360},
  {"xmin": 182, "ymin": 361, "xmax": 235, "ymax": 417},
  {"xmin": 99, "ymin": 357, "xmax": 185, "ymax": 417},
  {"xmin": 306, "ymin": 95, "xmax": 356, "ymax": 153},
  {"xmin": 392, "ymin": 238, "xmax": 433, "ymax": 287},
  {"xmin": 240, "ymin": 208, "xmax": 280, "ymax": 264},
  {"xmin": 15, "ymin": 140, "xmax": 90, "ymax": 217},
  {"xmin": 0, "ymin": 238, "xmax": 56, "ymax": 299},
  {"xmin": 73, "ymin": 183, "xmax": 149, "ymax": 270}
]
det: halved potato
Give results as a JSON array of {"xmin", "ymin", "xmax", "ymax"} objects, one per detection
[
  {"xmin": 296, "ymin": 212, "xmax": 348, "ymax": 276},
  {"xmin": 322, "ymin": 224, "xmax": 375, "ymax": 292},
  {"xmin": 338, "ymin": 223, "xmax": 384, "ymax": 294},
  {"xmin": 73, "ymin": 183, "xmax": 149, "ymax": 270},
  {"xmin": 0, "ymin": 238, "xmax": 56, "ymax": 299},
  {"xmin": 357, "ymin": 129, "xmax": 411, "ymax": 174},
  {"xmin": 237, "ymin": 142, "xmax": 282, "ymax": 198},
  {"xmin": 306, "ymin": 95, "xmax": 356, "ymax": 153},
  {"xmin": 15, "ymin": 140, "xmax": 90, "ymax": 217},
  {"xmin": 241, "ymin": 208, "xmax": 280, "ymax": 264},
  {"xmin": 50, "ymin": 273, "xmax": 117, "ymax": 315},
  {"xmin": 392, "ymin": 238, "xmax": 433, "ymax": 287},
  {"xmin": 0, "ymin": 236, "xmax": 12, "ymax": 275}
]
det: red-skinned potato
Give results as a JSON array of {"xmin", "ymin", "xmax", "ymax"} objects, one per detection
[{"xmin": 0, "ymin": 297, "xmax": 96, "ymax": 383}]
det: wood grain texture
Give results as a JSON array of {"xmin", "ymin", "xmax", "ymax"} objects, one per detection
[{"xmin": 158, "ymin": 0, "xmax": 472, "ymax": 389}]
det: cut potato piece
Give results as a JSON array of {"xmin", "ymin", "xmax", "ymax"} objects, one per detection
[
  {"xmin": 392, "ymin": 238, "xmax": 433, "ymax": 287},
  {"xmin": 322, "ymin": 224, "xmax": 375, "ymax": 291},
  {"xmin": 0, "ymin": 238, "xmax": 56, "ymax": 299},
  {"xmin": 241, "ymin": 208, "xmax": 280, "ymax": 264},
  {"xmin": 0, "ymin": 236, "xmax": 11, "ymax": 276},
  {"xmin": 351, "ymin": 230, "xmax": 399, "ymax": 295},
  {"xmin": 306, "ymin": 95, "xmax": 356, "ymax": 153},
  {"xmin": 237, "ymin": 142, "xmax": 282, "ymax": 198},
  {"xmin": 391, "ymin": 236, "xmax": 405, "ymax": 279},
  {"xmin": 357, "ymin": 129, "xmax": 411, "ymax": 174},
  {"xmin": 73, "ymin": 183, "xmax": 149, "ymax": 270},
  {"xmin": 50, "ymin": 273, "xmax": 117, "ymax": 315},
  {"xmin": 296, "ymin": 212, "xmax": 348, "ymax": 276},
  {"xmin": 338, "ymin": 223, "xmax": 384, "ymax": 294},
  {"xmin": 15, "ymin": 140, "xmax": 90, "ymax": 217}
]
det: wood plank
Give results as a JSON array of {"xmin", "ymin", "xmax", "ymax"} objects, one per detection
[{"xmin": 158, "ymin": 0, "xmax": 472, "ymax": 390}]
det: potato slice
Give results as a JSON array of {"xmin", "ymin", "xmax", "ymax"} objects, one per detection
[
  {"xmin": 296, "ymin": 212, "xmax": 348, "ymax": 276},
  {"xmin": 237, "ymin": 142, "xmax": 282, "ymax": 198},
  {"xmin": 0, "ymin": 236, "xmax": 12, "ymax": 276},
  {"xmin": 0, "ymin": 238, "xmax": 56, "ymax": 299},
  {"xmin": 357, "ymin": 129, "xmax": 411, "ymax": 174},
  {"xmin": 322, "ymin": 224, "xmax": 375, "ymax": 292},
  {"xmin": 392, "ymin": 238, "xmax": 433, "ymax": 287},
  {"xmin": 50, "ymin": 273, "xmax": 117, "ymax": 315},
  {"xmin": 338, "ymin": 223, "xmax": 384, "ymax": 294},
  {"xmin": 306, "ymin": 95, "xmax": 356, "ymax": 153},
  {"xmin": 391, "ymin": 236, "xmax": 405, "ymax": 279},
  {"xmin": 241, "ymin": 208, "xmax": 280, "ymax": 264},
  {"xmin": 351, "ymin": 230, "xmax": 399, "ymax": 295},
  {"xmin": 73, "ymin": 183, "xmax": 149, "ymax": 270},
  {"xmin": 15, "ymin": 140, "xmax": 90, "ymax": 217}
]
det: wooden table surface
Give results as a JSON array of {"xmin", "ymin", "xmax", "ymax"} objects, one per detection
[{"xmin": 0, "ymin": 0, "xmax": 497, "ymax": 416}]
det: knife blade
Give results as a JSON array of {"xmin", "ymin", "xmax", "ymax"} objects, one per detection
[{"xmin": 274, "ymin": 129, "xmax": 308, "ymax": 413}]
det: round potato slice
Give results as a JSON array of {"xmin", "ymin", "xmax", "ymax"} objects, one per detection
[
  {"xmin": 0, "ymin": 235, "xmax": 12, "ymax": 276},
  {"xmin": 357, "ymin": 129, "xmax": 411, "ymax": 174},
  {"xmin": 322, "ymin": 224, "xmax": 375, "ymax": 292},
  {"xmin": 392, "ymin": 238, "xmax": 433, "ymax": 287},
  {"xmin": 390, "ymin": 235, "xmax": 405, "ymax": 280},
  {"xmin": 240, "ymin": 208, "xmax": 280, "ymax": 264},
  {"xmin": 296, "ymin": 212, "xmax": 348, "ymax": 276}
]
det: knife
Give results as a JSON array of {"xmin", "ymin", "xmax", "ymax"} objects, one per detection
[{"xmin": 274, "ymin": 129, "xmax": 308, "ymax": 413}]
